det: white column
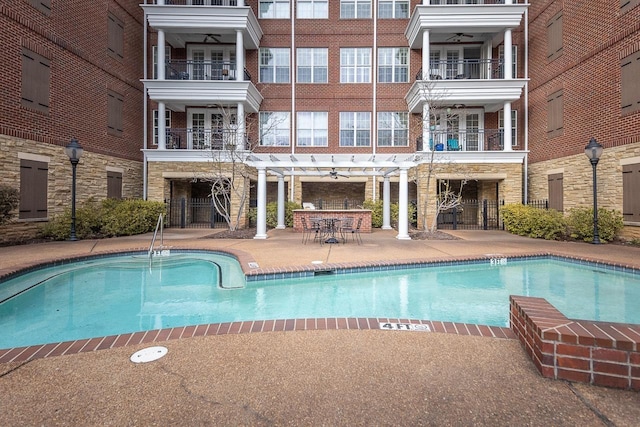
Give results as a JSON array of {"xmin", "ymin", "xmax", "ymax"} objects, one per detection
[
  {"xmin": 422, "ymin": 103, "xmax": 431, "ymax": 152},
  {"xmin": 504, "ymin": 28, "xmax": 513, "ymax": 79},
  {"xmin": 254, "ymin": 167, "xmax": 268, "ymax": 239},
  {"xmin": 236, "ymin": 102, "xmax": 245, "ymax": 148},
  {"xmin": 236, "ymin": 30, "xmax": 244, "ymax": 82},
  {"xmin": 503, "ymin": 102, "xmax": 512, "ymax": 152},
  {"xmin": 396, "ymin": 168, "xmax": 410, "ymax": 240},
  {"xmin": 157, "ymin": 30, "xmax": 165, "ymax": 80},
  {"xmin": 276, "ymin": 176, "xmax": 285, "ymax": 229},
  {"xmin": 157, "ymin": 102, "xmax": 166, "ymax": 150},
  {"xmin": 422, "ymin": 30, "xmax": 430, "ymax": 80},
  {"xmin": 382, "ymin": 177, "xmax": 392, "ymax": 230}
]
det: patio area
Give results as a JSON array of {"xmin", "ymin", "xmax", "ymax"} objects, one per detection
[{"xmin": 1, "ymin": 229, "xmax": 639, "ymax": 425}]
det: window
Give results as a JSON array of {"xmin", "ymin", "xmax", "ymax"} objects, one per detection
[
  {"xmin": 378, "ymin": 48, "xmax": 408, "ymax": 83},
  {"xmin": 340, "ymin": 112, "xmax": 371, "ymax": 147},
  {"xmin": 21, "ymin": 48, "xmax": 50, "ymax": 114},
  {"xmin": 621, "ymin": 51, "xmax": 640, "ymax": 115},
  {"xmin": 622, "ymin": 163, "xmax": 640, "ymax": 222},
  {"xmin": 152, "ymin": 46, "xmax": 171, "ymax": 79},
  {"xmin": 340, "ymin": 48, "xmax": 371, "ymax": 83},
  {"xmin": 107, "ymin": 171, "xmax": 123, "ymax": 199},
  {"xmin": 259, "ymin": 0, "xmax": 289, "ymax": 18},
  {"xmin": 260, "ymin": 112, "xmax": 291, "ymax": 146},
  {"xmin": 547, "ymin": 90, "xmax": 563, "ymax": 138},
  {"xmin": 340, "ymin": 0, "xmax": 371, "ymax": 18},
  {"xmin": 107, "ymin": 90, "xmax": 124, "ymax": 137},
  {"xmin": 498, "ymin": 109, "xmax": 517, "ymax": 146},
  {"xmin": 297, "ymin": 48, "xmax": 328, "ymax": 83},
  {"xmin": 107, "ymin": 13, "xmax": 124, "ymax": 60},
  {"xmin": 153, "ymin": 109, "xmax": 171, "ymax": 146},
  {"xmin": 19, "ymin": 159, "xmax": 48, "ymax": 220},
  {"xmin": 546, "ymin": 11, "xmax": 563, "ymax": 61},
  {"xmin": 377, "ymin": 112, "xmax": 408, "ymax": 147},
  {"xmin": 499, "ymin": 45, "xmax": 517, "ymax": 78},
  {"xmin": 548, "ymin": 173, "xmax": 563, "ymax": 212},
  {"xmin": 621, "ymin": 0, "xmax": 640, "ymax": 13},
  {"xmin": 297, "ymin": 112, "xmax": 328, "ymax": 146},
  {"xmin": 297, "ymin": 0, "xmax": 328, "ymax": 18},
  {"xmin": 260, "ymin": 48, "xmax": 290, "ymax": 83},
  {"xmin": 29, "ymin": 0, "xmax": 51, "ymax": 15},
  {"xmin": 378, "ymin": 0, "xmax": 408, "ymax": 19}
]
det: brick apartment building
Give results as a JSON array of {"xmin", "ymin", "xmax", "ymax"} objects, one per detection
[
  {"xmin": 0, "ymin": 1, "xmax": 145, "ymax": 243},
  {"xmin": 0, "ymin": 0, "xmax": 638, "ymax": 242}
]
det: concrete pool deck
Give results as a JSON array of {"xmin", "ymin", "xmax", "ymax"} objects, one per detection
[{"xmin": 1, "ymin": 229, "xmax": 639, "ymax": 425}]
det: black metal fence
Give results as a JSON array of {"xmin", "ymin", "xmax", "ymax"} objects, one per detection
[
  {"xmin": 527, "ymin": 199, "xmax": 549, "ymax": 210},
  {"xmin": 165, "ymin": 198, "xmax": 227, "ymax": 229},
  {"xmin": 307, "ymin": 198, "xmax": 364, "ymax": 210},
  {"xmin": 437, "ymin": 199, "xmax": 504, "ymax": 230}
]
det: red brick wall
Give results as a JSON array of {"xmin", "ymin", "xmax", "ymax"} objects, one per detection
[
  {"xmin": 528, "ymin": 0, "xmax": 640, "ymax": 164},
  {"xmin": 0, "ymin": 2, "xmax": 145, "ymax": 161},
  {"xmin": 510, "ymin": 295, "xmax": 640, "ymax": 391}
]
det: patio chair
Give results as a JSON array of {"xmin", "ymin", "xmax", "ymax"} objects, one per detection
[
  {"xmin": 301, "ymin": 217, "xmax": 321, "ymax": 244},
  {"xmin": 338, "ymin": 217, "xmax": 354, "ymax": 243},
  {"xmin": 341, "ymin": 217, "xmax": 362, "ymax": 245},
  {"xmin": 447, "ymin": 138, "xmax": 460, "ymax": 151}
]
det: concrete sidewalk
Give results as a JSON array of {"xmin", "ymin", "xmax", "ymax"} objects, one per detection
[{"xmin": 1, "ymin": 229, "xmax": 639, "ymax": 425}]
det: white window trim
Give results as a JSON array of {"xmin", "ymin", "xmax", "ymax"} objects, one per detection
[
  {"xmin": 378, "ymin": 0, "xmax": 409, "ymax": 19},
  {"xmin": 499, "ymin": 109, "xmax": 517, "ymax": 147},
  {"xmin": 260, "ymin": 112, "xmax": 291, "ymax": 146},
  {"xmin": 296, "ymin": 48, "xmax": 328, "ymax": 83},
  {"xmin": 340, "ymin": 112, "xmax": 371, "ymax": 147},
  {"xmin": 377, "ymin": 112, "xmax": 408, "ymax": 147},
  {"xmin": 499, "ymin": 45, "xmax": 517, "ymax": 78},
  {"xmin": 378, "ymin": 47, "xmax": 408, "ymax": 83},
  {"xmin": 340, "ymin": 0, "xmax": 372, "ymax": 19},
  {"xmin": 259, "ymin": 0, "xmax": 290, "ymax": 19},
  {"xmin": 152, "ymin": 46, "xmax": 171, "ymax": 79},
  {"xmin": 153, "ymin": 109, "xmax": 171, "ymax": 146},
  {"xmin": 296, "ymin": 112, "xmax": 328, "ymax": 147},
  {"xmin": 297, "ymin": 0, "xmax": 328, "ymax": 19},
  {"xmin": 340, "ymin": 48, "xmax": 372, "ymax": 83},
  {"xmin": 259, "ymin": 48, "xmax": 291, "ymax": 83}
]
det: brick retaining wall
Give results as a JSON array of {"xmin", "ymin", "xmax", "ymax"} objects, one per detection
[{"xmin": 510, "ymin": 295, "xmax": 640, "ymax": 390}]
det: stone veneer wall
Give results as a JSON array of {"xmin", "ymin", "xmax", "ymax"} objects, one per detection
[
  {"xmin": 0, "ymin": 136, "xmax": 142, "ymax": 244},
  {"xmin": 146, "ymin": 161, "xmax": 253, "ymax": 229},
  {"xmin": 510, "ymin": 295, "xmax": 640, "ymax": 391},
  {"xmin": 528, "ymin": 142, "xmax": 640, "ymax": 237},
  {"xmin": 414, "ymin": 162, "xmax": 523, "ymax": 229}
]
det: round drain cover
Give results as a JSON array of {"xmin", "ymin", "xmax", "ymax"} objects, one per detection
[{"xmin": 130, "ymin": 346, "xmax": 168, "ymax": 363}]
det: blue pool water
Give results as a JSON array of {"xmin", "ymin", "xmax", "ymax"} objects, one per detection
[{"xmin": 0, "ymin": 253, "xmax": 639, "ymax": 349}]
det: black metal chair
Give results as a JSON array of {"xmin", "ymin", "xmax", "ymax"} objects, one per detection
[
  {"xmin": 301, "ymin": 217, "xmax": 321, "ymax": 244},
  {"xmin": 341, "ymin": 217, "xmax": 362, "ymax": 245}
]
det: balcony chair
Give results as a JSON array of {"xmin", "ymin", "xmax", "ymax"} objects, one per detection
[{"xmin": 447, "ymin": 139, "xmax": 461, "ymax": 151}]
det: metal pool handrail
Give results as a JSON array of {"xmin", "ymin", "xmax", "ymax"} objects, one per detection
[{"xmin": 148, "ymin": 214, "xmax": 164, "ymax": 259}]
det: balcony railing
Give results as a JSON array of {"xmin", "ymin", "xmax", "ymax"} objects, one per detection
[
  {"xmin": 158, "ymin": 0, "xmax": 238, "ymax": 5},
  {"xmin": 428, "ymin": 0, "xmax": 523, "ymax": 4},
  {"xmin": 165, "ymin": 60, "xmax": 252, "ymax": 81},
  {"xmin": 164, "ymin": 128, "xmax": 248, "ymax": 150},
  {"xmin": 416, "ymin": 59, "xmax": 506, "ymax": 81},
  {"xmin": 417, "ymin": 129, "xmax": 506, "ymax": 152}
]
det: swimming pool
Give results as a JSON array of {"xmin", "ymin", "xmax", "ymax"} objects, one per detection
[{"xmin": 0, "ymin": 252, "xmax": 639, "ymax": 349}]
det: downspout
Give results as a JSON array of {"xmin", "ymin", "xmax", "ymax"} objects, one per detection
[
  {"xmin": 371, "ymin": 0, "xmax": 378, "ymax": 201},
  {"xmin": 142, "ymin": 5, "xmax": 148, "ymax": 199},
  {"xmin": 523, "ymin": 8, "xmax": 529, "ymax": 204},
  {"xmin": 290, "ymin": 3, "xmax": 296, "ymax": 202}
]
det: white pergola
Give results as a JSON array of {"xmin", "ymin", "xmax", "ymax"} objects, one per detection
[{"xmin": 245, "ymin": 153, "xmax": 422, "ymax": 240}]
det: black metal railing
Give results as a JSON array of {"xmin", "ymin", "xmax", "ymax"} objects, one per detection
[
  {"xmin": 164, "ymin": 128, "xmax": 249, "ymax": 150},
  {"xmin": 165, "ymin": 198, "xmax": 227, "ymax": 229},
  {"xmin": 428, "ymin": 0, "xmax": 522, "ymax": 4},
  {"xmin": 159, "ymin": 0, "xmax": 238, "ymax": 6},
  {"xmin": 417, "ymin": 129, "xmax": 505, "ymax": 152},
  {"xmin": 527, "ymin": 199, "xmax": 549, "ymax": 210},
  {"xmin": 437, "ymin": 199, "xmax": 504, "ymax": 230},
  {"xmin": 308, "ymin": 199, "xmax": 364, "ymax": 210},
  {"xmin": 416, "ymin": 59, "xmax": 506, "ymax": 81},
  {"xmin": 165, "ymin": 60, "xmax": 251, "ymax": 81}
]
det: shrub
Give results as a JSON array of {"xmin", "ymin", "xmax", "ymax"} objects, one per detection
[
  {"xmin": 566, "ymin": 207, "xmax": 624, "ymax": 243},
  {"xmin": 0, "ymin": 185, "xmax": 19, "ymax": 225},
  {"xmin": 363, "ymin": 199, "xmax": 416, "ymax": 229},
  {"xmin": 41, "ymin": 198, "xmax": 166, "ymax": 240},
  {"xmin": 251, "ymin": 201, "xmax": 302, "ymax": 228},
  {"xmin": 501, "ymin": 204, "xmax": 566, "ymax": 240},
  {"xmin": 101, "ymin": 199, "xmax": 166, "ymax": 236}
]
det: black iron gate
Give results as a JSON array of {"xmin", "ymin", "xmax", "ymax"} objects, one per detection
[
  {"xmin": 165, "ymin": 198, "xmax": 227, "ymax": 229},
  {"xmin": 437, "ymin": 199, "xmax": 504, "ymax": 230}
]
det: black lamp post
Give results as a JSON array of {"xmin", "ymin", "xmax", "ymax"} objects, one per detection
[
  {"xmin": 584, "ymin": 137, "xmax": 603, "ymax": 244},
  {"xmin": 64, "ymin": 138, "xmax": 83, "ymax": 241}
]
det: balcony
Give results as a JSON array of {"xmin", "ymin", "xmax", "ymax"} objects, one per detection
[
  {"xmin": 417, "ymin": 59, "xmax": 506, "ymax": 81},
  {"xmin": 163, "ymin": 128, "xmax": 249, "ymax": 150},
  {"xmin": 427, "ymin": 0, "xmax": 523, "ymax": 4},
  {"xmin": 417, "ymin": 129, "xmax": 506, "ymax": 152},
  {"xmin": 160, "ymin": 0, "xmax": 238, "ymax": 5},
  {"xmin": 165, "ymin": 60, "xmax": 251, "ymax": 81}
]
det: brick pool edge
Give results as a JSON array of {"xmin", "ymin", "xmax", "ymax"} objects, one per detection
[{"xmin": 510, "ymin": 295, "xmax": 640, "ymax": 391}]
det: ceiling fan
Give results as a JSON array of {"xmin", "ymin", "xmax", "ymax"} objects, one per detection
[
  {"xmin": 327, "ymin": 168, "xmax": 349, "ymax": 180},
  {"xmin": 447, "ymin": 33, "xmax": 474, "ymax": 42},
  {"xmin": 203, "ymin": 34, "xmax": 222, "ymax": 43}
]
